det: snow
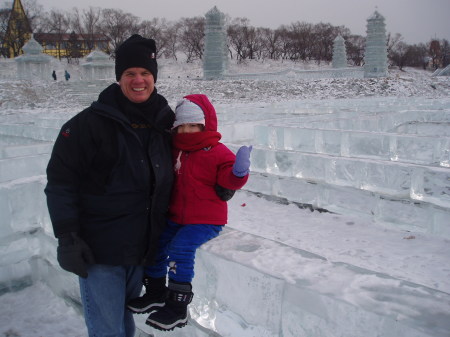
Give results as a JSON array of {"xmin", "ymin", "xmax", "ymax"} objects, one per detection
[
  {"xmin": 0, "ymin": 57, "xmax": 449, "ymax": 337},
  {"xmin": 228, "ymin": 192, "xmax": 450, "ymax": 293}
]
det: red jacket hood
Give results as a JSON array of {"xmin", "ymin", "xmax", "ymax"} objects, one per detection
[{"xmin": 183, "ymin": 94, "xmax": 218, "ymax": 132}]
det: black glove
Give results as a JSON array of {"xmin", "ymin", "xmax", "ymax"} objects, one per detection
[
  {"xmin": 57, "ymin": 232, "xmax": 95, "ymax": 278},
  {"xmin": 215, "ymin": 184, "xmax": 236, "ymax": 201}
]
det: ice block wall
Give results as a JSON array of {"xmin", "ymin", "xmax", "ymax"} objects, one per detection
[
  {"xmin": 219, "ymin": 97, "xmax": 450, "ymax": 238},
  {"xmin": 1, "ymin": 95, "xmax": 449, "ymax": 337}
]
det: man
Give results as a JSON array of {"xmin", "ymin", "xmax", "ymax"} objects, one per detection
[{"xmin": 45, "ymin": 34, "xmax": 174, "ymax": 337}]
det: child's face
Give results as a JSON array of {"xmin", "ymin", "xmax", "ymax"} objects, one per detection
[{"xmin": 176, "ymin": 123, "xmax": 204, "ymax": 133}]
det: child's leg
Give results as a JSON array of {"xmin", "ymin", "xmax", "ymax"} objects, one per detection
[
  {"xmin": 166, "ymin": 224, "xmax": 222, "ymax": 283},
  {"xmin": 146, "ymin": 224, "xmax": 222, "ymax": 330}
]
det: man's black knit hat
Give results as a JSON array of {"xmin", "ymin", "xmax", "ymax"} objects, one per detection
[{"xmin": 115, "ymin": 34, "xmax": 158, "ymax": 82}]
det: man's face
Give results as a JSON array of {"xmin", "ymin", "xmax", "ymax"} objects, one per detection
[{"xmin": 119, "ymin": 67, "xmax": 155, "ymax": 103}]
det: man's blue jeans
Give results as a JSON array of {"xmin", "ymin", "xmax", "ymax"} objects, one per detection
[
  {"xmin": 145, "ymin": 221, "xmax": 222, "ymax": 283},
  {"xmin": 79, "ymin": 264, "xmax": 144, "ymax": 337}
]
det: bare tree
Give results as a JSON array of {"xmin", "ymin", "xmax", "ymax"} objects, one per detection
[
  {"xmin": 244, "ymin": 25, "xmax": 260, "ymax": 60},
  {"xmin": 258, "ymin": 27, "xmax": 282, "ymax": 60},
  {"xmin": 275, "ymin": 26, "xmax": 292, "ymax": 60},
  {"xmin": 138, "ymin": 17, "xmax": 171, "ymax": 57},
  {"xmin": 177, "ymin": 17, "xmax": 204, "ymax": 62},
  {"xmin": 386, "ymin": 32, "xmax": 403, "ymax": 65},
  {"xmin": 0, "ymin": 9, "xmax": 10, "ymax": 57},
  {"xmin": 41, "ymin": 9, "xmax": 70, "ymax": 59},
  {"xmin": 345, "ymin": 34, "xmax": 365, "ymax": 66},
  {"xmin": 286, "ymin": 22, "xmax": 314, "ymax": 61},
  {"xmin": 162, "ymin": 21, "xmax": 181, "ymax": 60},
  {"xmin": 22, "ymin": 0, "xmax": 44, "ymax": 31},
  {"xmin": 99, "ymin": 8, "xmax": 139, "ymax": 55},
  {"xmin": 70, "ymin": 7, "xmax": 103, "ymax": 53},
  {"xmin": 227, "ymin": 17, "xmax": 255, "ymax": 61},
  {"xmin": 404, "ymin": 43, "xmax": 428, "ymax": 69},
  {"xmin": 310, "ymin": 23, "xmax": 334, "ymax": 64},
  {"xmin": 389, "ymin": 41, "xmax": 410, "ymax": 70},
  {"xmin": 439, "ymin": 39, "xmax": 449, "ymax": 67}
]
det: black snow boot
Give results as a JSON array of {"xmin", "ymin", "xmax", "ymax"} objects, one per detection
[
  {"xmin": 127, "ymin": 276, "xmax": 167, "ymax": 314},
  {"xmin": 145, "ymin": 280, "xmax": 193, "ymax": 331}
]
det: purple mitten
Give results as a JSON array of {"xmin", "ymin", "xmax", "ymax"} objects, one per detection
[{"xmin": 232, "ymin": 145, "xmax": 252, "ymax": 177}]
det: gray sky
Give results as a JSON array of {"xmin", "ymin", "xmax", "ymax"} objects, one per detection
[{"xmin": 31, "ymin": 0, "xmax": 450, "ymax": 44}]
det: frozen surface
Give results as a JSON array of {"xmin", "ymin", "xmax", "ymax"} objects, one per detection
[{"xmin": 0, "ymin": 58, "xmax": 449, "ymax": 337}]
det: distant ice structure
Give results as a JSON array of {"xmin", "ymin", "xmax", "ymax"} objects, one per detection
[
  {"xmin": 364, "ymin": 11, "xmax": 388, "ymax": 78},
  {"xmin": 332, "ymin": 35, "xmax": 348, "ymax": 68},
  {"xmin": 81, "ymin": 48, "xmax": 115, "ymax": 81},
  {"xmin": 203, "ymin": 6, "xmax": 228, "ymax": 80},
  {"xmin": 15, "ymin": 34, "xmax": 54, "ymax": 81},
  {"xmin": 432, "ymin": 64, "xmax": 450, "ymax": 76}
]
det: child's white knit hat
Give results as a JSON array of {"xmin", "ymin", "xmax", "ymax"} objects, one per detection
[{"xmin": 173, "ymin": 98, "xmax": 205, "ymax": 129}]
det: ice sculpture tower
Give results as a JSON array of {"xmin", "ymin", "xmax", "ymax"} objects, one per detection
[
  {"xmin": 364, "ymin": 10, "xmax": 388, "ymax": 78},
  {"xmin": 332, "ymin": 35, "xmax": 347, "ymax": 68},
  {"xmin": 15, "ymin": 34, "xmax": 53, "ymax": 80},
  {"xmin": 203, "ymin": 6, "xmax": 228, "ymax": 80}
]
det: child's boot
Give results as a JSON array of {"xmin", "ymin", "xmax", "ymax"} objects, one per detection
[
  {"xmin": 127, "ymin": 276, "xmax": 167, "ymax": 314},
  {"xmin": 145, "ymin": 280, "xmax": 193, "ymax": 331}
]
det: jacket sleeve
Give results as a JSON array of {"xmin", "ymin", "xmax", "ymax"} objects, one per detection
[
  {"xmin": 44, "ymin": 114, "xmax": 90, "ymax": 237},
  {"xmin": 216, "ymin": 145, "xmax": 249, "ymax": 190}
]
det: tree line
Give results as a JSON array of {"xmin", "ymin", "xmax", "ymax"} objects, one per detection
[{"xmin": 1, "ymin": 0, "xmax": 449, "ymax": 70}]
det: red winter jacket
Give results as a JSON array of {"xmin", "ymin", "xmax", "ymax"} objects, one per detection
[{"xmin": 168, "ymin": 94, "xmax": 248, "ymax": 225}]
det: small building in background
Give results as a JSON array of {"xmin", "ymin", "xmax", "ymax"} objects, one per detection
[{"xmin": 34, "ymin": 32, "xmax": 110, "ymax": 61}]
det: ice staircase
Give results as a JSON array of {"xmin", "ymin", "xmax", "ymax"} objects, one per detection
[
  {"xmin": 220, "ymin": 97, "xmax": 450, "ymax": 239},
  {"xmin": 1, "ymin": 95, "xmax": 449, "ymax": 336}
]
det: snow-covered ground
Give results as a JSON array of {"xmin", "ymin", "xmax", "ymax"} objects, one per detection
[{"xmin": 0, "ymin": 58, "xmax": 449, "ymax": 337}]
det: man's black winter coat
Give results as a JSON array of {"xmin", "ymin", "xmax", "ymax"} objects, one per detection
[{"xmin": 45, "ymin": 83, "xmax": 175, "ymax": 265}]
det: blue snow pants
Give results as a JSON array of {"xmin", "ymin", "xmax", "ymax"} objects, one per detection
[{"xmin": 145, "ymin": 220, "xmax": 222, "ymax": 283}]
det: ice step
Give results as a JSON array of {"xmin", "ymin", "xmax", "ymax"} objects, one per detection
[
  {"xmin": 0, "ymin": 123, "xmax": 60, "ymax": 142},
  {"xmin": 0, "ymin": 153, "xmax": 49, "ymax": 182},
  {"xmin": 0, "ymin": 140, "xmax": 53, "ymax": 159},
  {"xmin": 194, "ymin": 227, "xmax": 450, "ymax": 337},
  {"xmin": 253, "ymin": 125, "xmax": 450, "ymax": 167},
  {"xmin": 227, "ymin": 144, "xmax": 450, "ymax": 210},
  {"xmin": 246, "ymin": 171, "xmax": 450, "ymax": 238}
]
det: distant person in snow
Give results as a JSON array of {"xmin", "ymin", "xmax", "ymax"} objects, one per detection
[
  {"xmin": 51, "ymin": 70, "xmax": 56, "ymax": 81},
  {"xmin": 64, "ymin": 70, "xmax": 70, "ymax": 81},
  {"xmin": 45, "ymin": 34, "xmax": 175, "ymax": 337},
  {"xmin": 126, "ymin": 94, "xmax": 252, "ymax": 331}
]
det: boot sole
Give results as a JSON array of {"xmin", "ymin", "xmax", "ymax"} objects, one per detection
[
  {"xmin": 127, "ymin": 302, "xmax": 165, "ymax": 314},
  {"xmin": 145, "ymin": 316, "xmax": 188, "ymax": 331}
]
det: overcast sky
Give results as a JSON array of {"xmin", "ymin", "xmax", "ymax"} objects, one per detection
[{"xmin": 26, "ymin": 0, "xmax": 450, "ymax": 44}]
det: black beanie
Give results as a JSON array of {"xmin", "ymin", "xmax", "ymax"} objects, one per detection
[{"xmin": 115, "ymin": 34, "xmax": 158, "ymax": 82}]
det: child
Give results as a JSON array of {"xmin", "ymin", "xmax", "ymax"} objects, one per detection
[{"xmin": 127, "ymin": 94, "xmax": 251, "ymax": 331}]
